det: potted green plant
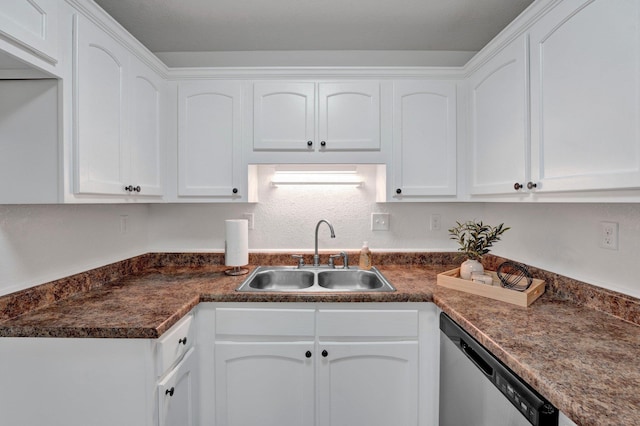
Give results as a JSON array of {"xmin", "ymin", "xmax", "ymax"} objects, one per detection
[{"xmin": 448, "ymin": 220, "xmax": 510, "ymax": 280}]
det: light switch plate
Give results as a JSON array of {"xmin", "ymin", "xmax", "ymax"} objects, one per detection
[
  {"xmin": 243, "ymin": 213, "xmax": 254, "ymax": 230},
  {"xmin": 371, "ymin": 213, "xmax": 390, "ymax": 231}
]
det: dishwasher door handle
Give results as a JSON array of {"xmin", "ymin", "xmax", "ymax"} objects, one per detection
[{"xmin": 461, "ymin": 339, "xmax": 494, "ymax": 377}]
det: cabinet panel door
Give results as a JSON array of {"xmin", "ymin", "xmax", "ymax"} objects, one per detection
[
  {"xmin": 158, "ymin": 348, "xmax": 197, "ymax": 426},
  {"xmin": 392, "ymin": 81, "xmax": 457, "ymax": 197},
  {"xmin": 0, "ymin": 0, "xmax": 58, "ymax": 62},
  {"xmin": 317, "ymin": 341, "xmax": 419, "ymax": 426},
  {"xmin": 215, "ymin": 342, "xmax": 315, "ymax": 426},
  {"xmin": 468, "ymin": 35, "xmax": 528, "ymax": 195},
  {"xmin": 530, "ymin": 0, "xmax": 640, "ymax": 192},
  {"xmin": 129, "ymin": 57, "xmax": 164, "ymax": 196},
  {"xmin": 74, "ymin": 15, "xmax": 128, "ymax": 195},
  {"xmin": 178, "ymin": 81, "xmax": 241, "ymax": 198},
  {"xmin": 319, "ymin": 82, "xmax": 380, "ymax": 151},
  {"xmin": 253, "ymin": 82, "xmax": 315, "ymax": 151}
]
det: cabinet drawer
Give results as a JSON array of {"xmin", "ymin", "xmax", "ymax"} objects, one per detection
[
  {"xmin": 216, "ymin": 308, "xmax": 315, "ymax": 337},
  {"xmin": 317, "ymin": 309, "xmax": 418, "ymax": 338},
  {"xmin": 157, "ymin": 314, "xmax": 194, "ymax": 374}
]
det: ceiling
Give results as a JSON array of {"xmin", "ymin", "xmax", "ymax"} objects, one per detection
[{"xmin": 93, "ymin": 0, "xmax": 534, "ymax": 53}]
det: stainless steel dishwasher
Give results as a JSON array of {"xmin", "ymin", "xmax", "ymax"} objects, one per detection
[{"xmin": 439, "ymin": 312, "xmax": 558, "ymax": 426}]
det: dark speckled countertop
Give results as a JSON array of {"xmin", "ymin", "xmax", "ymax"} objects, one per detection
[{"xmin": 0, "ymin": 252, "xmax": 639, "ymax": 426}]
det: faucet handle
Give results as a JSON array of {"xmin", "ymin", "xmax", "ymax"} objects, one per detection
[
  {"xmin": 328, "ymin": 254, "xmax": 342, "ymax": 268},
  {"xmin": 291, "ymin": 255, "xmax": 305, "ymax": 268},
  {"xmin": 340, "ymin": 251, "xmax": 349, "ymax": 269}
]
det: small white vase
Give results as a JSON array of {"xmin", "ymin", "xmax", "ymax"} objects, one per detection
[{"xmin": 460, "ymin": 259, "xmax": 484, "ymax": 280}]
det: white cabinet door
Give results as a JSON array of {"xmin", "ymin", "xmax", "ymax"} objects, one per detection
[
  {"xmin": 530, "ymin": 0, "xmax": 640, "ymax": 192},
  {"xmin": 317, "ymin": 341, "xmax": 419, "ymax": 426},
  {"xmin": 391, "ymin": 80, "xmax": 457, "ymax": 198},
  {"xmin": 318, "ymin": 82, "xmax": 380, "ymax": 151},
  {"xmin": 253, "ymin": 82, "xmax": 315, "ymax": 151},
  {"xmin": 158, "ymin": 347, "xmax": 198, "ymax": 426},
  {"xmin": 215, "ymin": 341, "xmax": 315, "ymax": 426},
  {"xmin": 129, "ymin": 56, "xmax": 164, "ymax": 196},
  {"xmin": 253, "ymin": 81, "xmax": 381, "ymax": 153},
  {"xmin": 467, "ymin": 35, "xmax": 529, "ymax": 195},
  {"xmin": 178, "ymin": 80, "xmax": 243, "ymax": 199},
  {"xmin": 0, "ymin": 0, "xmax": 58, "ymax": 62},
  {"xmin": 74, "ymin": 14, "xmax": 129, "ymax": 195}
]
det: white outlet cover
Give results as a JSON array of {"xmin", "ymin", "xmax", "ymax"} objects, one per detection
[
  {"xmin": 599, "ymin": 221, "xmax": 618, "ymax": 250},
  {"xmin": 371, "ymin": 213, "xmax": 390, "ymax": 231}
]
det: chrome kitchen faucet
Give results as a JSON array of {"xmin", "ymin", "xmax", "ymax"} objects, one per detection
[{"xmin": 314, "ymin": 219, "xmax": 335, "ymax": 267}]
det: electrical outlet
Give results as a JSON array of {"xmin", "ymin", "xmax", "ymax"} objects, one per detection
[
  {"xmin": 243, "ymin": 213, "xmax": 254, "ymax": 230},
  {"xmin": 430, "ymin": 214, "xmax": 442, "ymax": 231},
  {"xmin": 371, "ymin": 213, "xmax": 390, "ymax": 231},
  {"xmin": 599, "ymin": 221, "xmax": 618, "ymax": 250}
]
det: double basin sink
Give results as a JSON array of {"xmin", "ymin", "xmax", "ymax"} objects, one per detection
[{"xmin": 236, "ymin": 266, "xmax": 396, "ymax": 292}]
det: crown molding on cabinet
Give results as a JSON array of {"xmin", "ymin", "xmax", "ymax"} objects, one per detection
[
  {"xmin": 462, "ymin": 0, "xmax": 561, "ymax": 76},
  {"xmin": 65, "ymin": 0, "xmax": 170, "ymax": 78},
  {"xmin": 66, "ymin": 0, "xmax": 560, "ymax": 81},
  {"xmin": 165, "ymin": 66, "xmax": 467, "ymax": 80}
]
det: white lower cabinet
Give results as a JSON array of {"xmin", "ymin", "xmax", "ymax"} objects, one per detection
[
  {"xmin": 210, "ymin": 303, "xmax": 438, "ymax": 426},
  {"xmin": 215, "ymin": 342, "xmax": 315, "ymax": 426},
  {"xmin": 158, "ymin": 347, "xmax": 198, "ymax": 426},
  {"xmin": 317, "ymin": 341, "xmax": 418, "ymax": 426},
  {"xmin": 0, "ymin": 310, "xmax": 196, "ymax": 426}
]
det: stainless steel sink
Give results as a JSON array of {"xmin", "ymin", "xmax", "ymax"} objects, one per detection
[
  {"xmin": 317, "ymin": 269, "xmax": 386, "ymax": 290},
  {"xmin": 236, "ymin": 266, "xmax": 396, "ymax": 292},
  {"xmin": 245, "ymin": 269, "xmax": 315, "ymax": 290}
]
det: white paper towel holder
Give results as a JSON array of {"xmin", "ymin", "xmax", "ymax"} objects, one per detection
[{"xmin": 224, "ymin": 219, "xmax": 249, "ymax": 276}]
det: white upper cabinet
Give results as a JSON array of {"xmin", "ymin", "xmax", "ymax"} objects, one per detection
[
  {"xmin": 129, "ymin": 56, "xmax": 164, "ymax": 196},
  {"xmin": 390, "ymin": 80, "xmax": 457, "ymax": 200},
  {"xmin": 74, "ymin": 14, "xmax": 128, "ymax": 196},
  {"xmin": 529, "ymin": 0, "xmax": 640, "ymax": 192},
  {"xmin": 0, "ymin": 0, "xmax": 58, "ymax": 63},
  {"xmin": 73, "ymin": 14, "xmax": 164, "ymax": 198},
  {"xmin": 467, "ymin": 35, "xmax": 529, "ymax": 195},
  {"xmin": 177, "ymin": 80, "xmax": 244, "ymax": 200},
  {"xmin": 249, "ymin": 81, "xmax": 386, "ymax": 164},
  {"xmin": 253, "ymin": 82, "xmax": 315, "ymax": 151},
  {"xmin": 318, "ymin": 81, "xmax": 380, "ymax": 151}
]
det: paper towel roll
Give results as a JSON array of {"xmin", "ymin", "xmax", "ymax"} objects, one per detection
[{"xmin": 225, "ymin": 219, "xmax": 248, "ymax": 267}]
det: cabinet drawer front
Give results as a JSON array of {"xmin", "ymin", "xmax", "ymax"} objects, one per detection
[
  {"xmin": 158, "ymin": 314, "xmax": 194, "ymax": 374},
  {"xmin": 317, "ymin": 310, "xmax": 418, "ymax": 337},
  {"xmin": 216, "ymin": 308, "xmax": 315, "ymax": 337}
]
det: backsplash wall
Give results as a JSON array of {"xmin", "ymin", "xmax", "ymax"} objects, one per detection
[
  {"xmin": 483, "ymin": 203, "xmax": 640, "ymax": 298},
  {"xmin": 1, "ymin": 168, "xmax": 639, "ymax": 298},
  {"xmin": 0, "ymin": 205, "xmax": 149, "ymax": 296},
  {"xmin": 149, "ymin": 166, "xmax": 482, "ymax": 254}
]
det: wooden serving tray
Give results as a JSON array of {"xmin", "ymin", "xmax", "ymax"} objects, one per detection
[{"xmin": 437, "ymin": 268, "xmax": 545, "ymax": 307}]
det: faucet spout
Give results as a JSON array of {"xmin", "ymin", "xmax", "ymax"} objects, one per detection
[{"xmin": 314, "ymin": 219, "xmax": 335, "ymax": 267}]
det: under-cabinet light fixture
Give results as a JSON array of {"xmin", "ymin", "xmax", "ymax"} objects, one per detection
[{"xmin": 270, "ymin": 166, "xmax": 363, "ymax": 186}]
